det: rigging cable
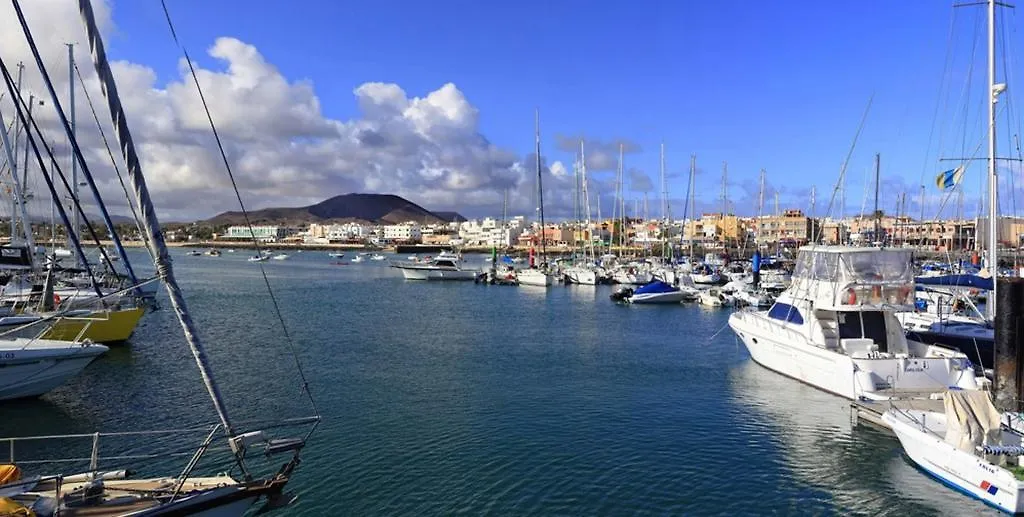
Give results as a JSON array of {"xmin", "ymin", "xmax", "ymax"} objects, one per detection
[
  {"xmin": 72, "ymin": 62, "xmax": 151, "ymax": 261},
  {"xmin": 159, "ymin": 0, "xmax": 320, "ymax": 427}
]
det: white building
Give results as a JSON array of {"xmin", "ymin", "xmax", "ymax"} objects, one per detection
[{"xmin": 383, "ymin": 222, "xmax": 422, "ymax": 243}]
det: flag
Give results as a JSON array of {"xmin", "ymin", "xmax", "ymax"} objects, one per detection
[{"xmin": 935, "ymin": 166, "xmax": 964, "ymax": 190}]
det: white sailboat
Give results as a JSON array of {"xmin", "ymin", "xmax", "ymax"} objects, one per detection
[{"xmin": 517, "ymin": 109, "xmax": 556, "ymax": 288}]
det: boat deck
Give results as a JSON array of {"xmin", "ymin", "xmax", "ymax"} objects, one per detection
[{"xmin": 851, "ymin": 397, "xmax": 945, "ymax": 434}]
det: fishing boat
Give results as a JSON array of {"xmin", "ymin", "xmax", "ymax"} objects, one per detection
[
  {"xmin": 883, "ymin": 391, "xmax": 1024, "ymax": 514},
  {"xmin": 391, "ymin": 251, "xmax": 477, "ymax": 280},
  {"xmin": 0, "ymin": 1, "xmax": 317, "ymax": 513},
  {"xmin": 728, "ymin": 245, "xmax": 980, "ymax": 400}
]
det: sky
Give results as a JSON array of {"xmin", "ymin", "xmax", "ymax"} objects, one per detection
[{"xmin": 1, "ymin": 0, "xmax": 1024, "ymax": 222}]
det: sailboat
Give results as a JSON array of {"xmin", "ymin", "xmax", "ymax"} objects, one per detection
[
  {"xmin": 518, "ymin": 109, "xmax": 555, "ymax": 288},
  {"xmin": 0, "ymin": 1, "xmax": 317, "ymax": 514},
  {"xmin": 563, "ymin": 141, "xmax": 599, "ymax": 285}
]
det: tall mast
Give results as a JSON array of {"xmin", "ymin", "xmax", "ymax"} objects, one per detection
[
  {"xmin": 534, "ymin": 109, "xmax": 546, "ymax": 263},
  {"xmin": 757, "ymin": 169, "xmax": 765, "ymax": 246},
  {"xmin": 67, "ymin": 43, "xmax": 79, "ymax": 267},
  {"xmin": 660, "ymin": 142, "xmax": 667, "ymax": 222},
  {"xmin": 919, "ymin": 184, "xmax": 926, "ymax": 223},
  {"xmin": 579, "ymin": 140, "xmax": 593, "ymax": 261},
  {"xmin": 617, "ymin": 144, "xmax": 624, "ymax": 249},
  {"xmin": 987, "ymin": 0, "xmax": 1001, "ymax": 315},
  {"xmin": 810, "ymin": 185, "xmax": 816, "ymax": 220},
  {"xmin": 689, "ymin": 154, "xmax": 696, "ymax": 259},
  {"xmin": 721, "ymin": 161, "xmax": 728, "ymax": 216},
  {"xmin": 10, "ymin": 63, "xmax": 24, "ymax": 242},
  {"xmin": 73, "ymin": 0, "xmax": 245, "ymax": 465},
  {"xmin": 873, "ymin": 153, "xmax": 881, "ymax": 245}
]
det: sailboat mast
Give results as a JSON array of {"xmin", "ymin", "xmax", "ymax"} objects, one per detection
[
  {"xmin": 74, "ymin": 0, "xmax": 244, "ymax": 461},
  {"xmin": 987, "ymin": 0, "xmax": 1000, "ymax": 315},
  {"xmin": 757, "ymin": 169, "xmax": 765, "ymax": 246},
  {"xmin": 689, "ymin": 154, "xmax": 696, "ymax": 259},
  {"xmin": 67, "ymin": 43, "xmax": 80, "ymax": 267},
  {"xmin": 660, "ymin": 142, "xmax": 667, "ymax": 222},
  {"xmin": 534, "ymin": 109, "xmax": 546, "ymax": 263},
  {"xmin": 874, "ymin": 153, "xmax": 881, "ymax": 245},
  {"xmin": 619, "ymin": 144, "xmax": 625, "ymax": 250}
]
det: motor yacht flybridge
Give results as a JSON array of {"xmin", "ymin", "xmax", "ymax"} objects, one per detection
[{"xmin": 729, "ymin": 246, "xmax": 981, "ymax": 400}]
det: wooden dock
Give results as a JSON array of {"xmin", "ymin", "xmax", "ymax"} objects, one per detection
[{"xmin": 851, "ymin": 397, "xmax": 945, "ymax": 435}]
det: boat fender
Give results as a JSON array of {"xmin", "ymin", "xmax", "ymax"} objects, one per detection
[
  {"xmin": 845, "ymin": 288, "xmax": 856, "ymax": 305},
  {"xmin": 53, "ymin": 294, "xmax": 61, "ymax": 305}
]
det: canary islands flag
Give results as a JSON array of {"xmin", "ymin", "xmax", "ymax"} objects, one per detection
[{"xmin": 935, "ymin": 166, "xmax": 965, "ymax": 190}]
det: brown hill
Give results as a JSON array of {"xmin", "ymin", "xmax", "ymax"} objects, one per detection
[{"xmin": 203, "ymin": 193, "xmax": 463, "ymax": 226}]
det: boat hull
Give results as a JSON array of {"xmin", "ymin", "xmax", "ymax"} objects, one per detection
[
  {"xmin": 629, "ymin": 291, "xmax": 686, "ymax": 304},
  {"xmin": 564, "ymin": 269, "xmax": 597, "ymax": 285},
  {"xmin": 516, "ymin": 269, "xmax": 553, "ymax": 287},
  {"xmin": 728, "ymin": 311, "xmax": 972, "ymax": 400},
  {"xmin": 0, "ymin": 343, "xmax": 108, "ymax": 400},
  {"xmin": 40, "ymin": 306, "xmax": 147, "ymax": 344},
  {"xmin": 397, "ymin": 267, "xmax": 476, "ymax": 281},
  {"xmin": 884, "ymin": 410, "xmax": 1024, "ymax": 514}
]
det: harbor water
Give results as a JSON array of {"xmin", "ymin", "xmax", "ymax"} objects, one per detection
[{"xmin": 0, "ymin": 250, "xmax": 997, "ymax": 515}]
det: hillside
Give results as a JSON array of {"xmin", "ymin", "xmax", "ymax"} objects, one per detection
[{"xmin": 204, "ymin": 193, "xmax": 464, "ymax": 226}]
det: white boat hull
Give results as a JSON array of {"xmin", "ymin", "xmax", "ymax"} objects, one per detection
[
  {"xmin": 565, "ymin": 268, "xmax": 597, "ymax": 285},
  {"xmin": 728, "ymin": 311, "xmax": 975, "ymax": 400},
  {"xmin": 516, "ymin": 269, "xmax": 553, "ymax": 287},
  {"xmin": 397, "ymin": 267, "xmax": 476, "ymax": 281},
  {"xmin": 884, "ymin": 410, "xmax": 1024, "ymax": 514},
  {"xmin": 0, "ymin": 342, "xmax": 108, "ymax": 400}
]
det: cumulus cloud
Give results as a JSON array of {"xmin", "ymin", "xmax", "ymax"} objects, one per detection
[{"xmin": 0, "ymin": 0, "xmax": 584, "ymax": 222}]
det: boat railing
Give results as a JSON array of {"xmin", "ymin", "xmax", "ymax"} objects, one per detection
[
  {"xmin": 735, "ymin": 307, "xmax": 809, "ymax": 344},
  {"xmin": 1, "ymin": 416, "xmax": 319, "ymax": 473}
]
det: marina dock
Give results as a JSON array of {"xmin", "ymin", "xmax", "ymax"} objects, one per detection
[{"xmin": 850, "ymin": 397, "xmax": 946, "ymax": 434}]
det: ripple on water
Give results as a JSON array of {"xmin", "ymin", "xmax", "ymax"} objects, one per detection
[{"xmin": 1, "ymin": 252, "xmax": 1004, "ymax": 516}]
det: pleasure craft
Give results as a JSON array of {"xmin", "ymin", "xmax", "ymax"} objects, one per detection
[
  {"xmin": 185, "ymin": 250, "xmax": 202, "ymax": 257},
  {"xmin": 351, "ymin": 255, "xmax": 365, "ymax": 263},
  {"xmin": 390, "ymin": 251, "xmax": 476, "ymax": 281},
  {"xmin": 271, "ymin": 253, "xmax": 289, "ymax": 261},
  {"xmin": 690, "ymin": 263, "xmax": 721, "ymax": 285},
  {"xmin": 370, "ymin": 253, "xmax": 387, "ymax": 261},
  {"xmin": 612, "ymin": 267, "xmax": 653, "ymax": 285},
  {"xmin": 563, "ymin": 265, "xmax": 598, "ymax": 285},
  {"xmin": 883, "ymin": 391, "xmax": 1024, "ymax": 514},
  {"xmin": 204, "ymin": 249, "xmax": 221, "ymax": 257},
  {"xmin": 0, "ymin": 337, "xmax": 108, "ymax": 400},
  {"xmin": 328, "ymin": 252, "xmax": 345, "ymax": 258},
  {"xmin": 728, "ymin": 245, "xmax": 980, "ymax": 401},
  {"xmin": 610, "ymin": 280, "xmax": 693, "ymax": 304},
  {"xmin": 247, "ymin": 255, "xmax": 269, "ymax": 262},
  {"xmin": 698, "ymin": 288, "xmax": 729, "ymax": 307},
  {"xmin": 516, "ymin": 268, "xmax": 554, "ymax": 287}
]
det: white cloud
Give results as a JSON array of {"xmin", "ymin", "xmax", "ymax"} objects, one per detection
[{"xmin": 0, "ymin": 1, "xmax": 580, "ymax": 222}]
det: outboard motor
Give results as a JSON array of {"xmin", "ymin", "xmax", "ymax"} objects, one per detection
[{"xmin": 609, "ymin": 286, "xmax": 634, "ymax": 302}]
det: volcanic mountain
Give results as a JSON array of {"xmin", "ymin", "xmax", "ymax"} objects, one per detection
[{"xmin": 204, "ymin": 193, "xmax": 464, "ymax": 226}]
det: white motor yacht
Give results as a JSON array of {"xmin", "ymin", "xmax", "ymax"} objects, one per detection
[
  {"xmin": 391, "ymin": 251, "xmax": 477, "ymax": 281},
  {"xmin": 728, "ymin": 245, "xmax": 980, "ymax": 400}
]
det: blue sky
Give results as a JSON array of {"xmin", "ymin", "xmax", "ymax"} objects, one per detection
[{"xmin": 97, "ymin": 1, "xmax": 1024, "ymax": 220}]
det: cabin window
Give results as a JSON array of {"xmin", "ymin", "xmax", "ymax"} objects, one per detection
[{"xmin": 767, "ymin": 303, "xmax": 803, "ymax": 325}]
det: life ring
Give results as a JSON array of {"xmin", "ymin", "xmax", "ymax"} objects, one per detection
[{"xmin": 53, "ymin": 293, "xmax": 61, "ymax": 305}]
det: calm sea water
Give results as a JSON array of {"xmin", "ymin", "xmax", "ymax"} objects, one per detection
[{"xmin": 0, "ymin": 249, "xmax": 998, "ymax": 515}]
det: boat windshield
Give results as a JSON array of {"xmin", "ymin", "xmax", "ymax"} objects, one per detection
[{"xmin": 793, "ymin": 249, "xmax": 913, "ymax": 284}]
